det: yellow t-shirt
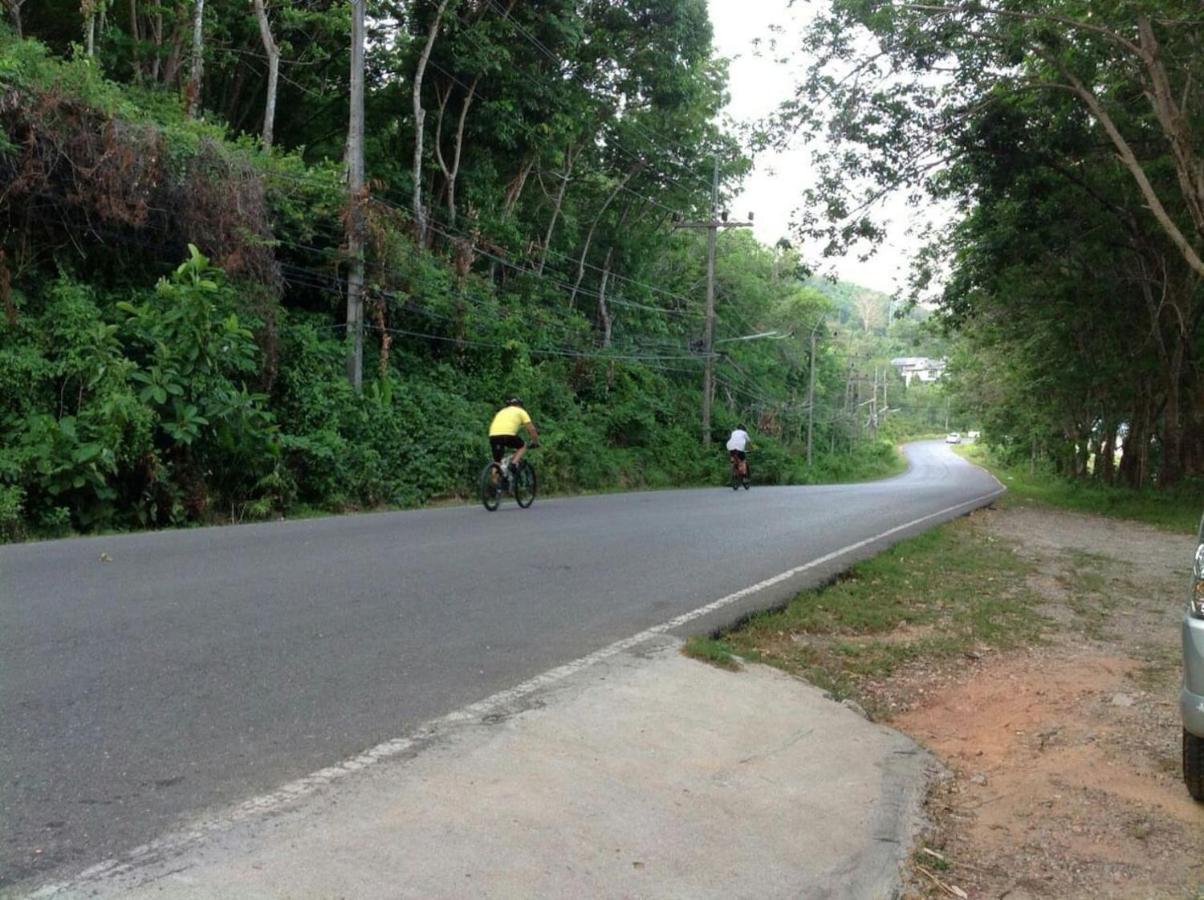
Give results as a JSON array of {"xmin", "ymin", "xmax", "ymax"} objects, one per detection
[{"xmin": 489, "ymin": 406, "xmax": 532, "ymax": 437}]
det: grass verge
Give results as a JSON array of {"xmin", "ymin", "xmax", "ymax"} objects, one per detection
[
  {"xmin": 682, "ymin": 636, "xmax": 743, "ymax": 671},
  {"xmin": 957, "ymin": 444, "xmax": 1202, "ymax": 534},
  {"xmin": 687, "ymin": 510, "xmax": 1046, "ymax": 718}
]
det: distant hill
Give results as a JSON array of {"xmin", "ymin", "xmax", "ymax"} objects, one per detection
[{"xmin": 805, "ymin": 277, "xmax": 894, "ymax": 334}]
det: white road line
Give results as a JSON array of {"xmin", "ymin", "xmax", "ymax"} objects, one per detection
[{"xmin": 31, "ymin": 485, "xmax": 1004, "ymax": 898}]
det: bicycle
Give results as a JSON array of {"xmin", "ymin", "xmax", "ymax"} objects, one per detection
[
  {"xmin": 480, "ymin": 445, "xmax": 538, "ymax": 511},
  {"xmin": 728, "ymin": 451, "xmax": 750, "ymax": 491}
]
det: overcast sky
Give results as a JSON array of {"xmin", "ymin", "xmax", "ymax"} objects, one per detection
[{"xmin": 707, "ymin": 0, "xmax": 918, "ymax": 294}]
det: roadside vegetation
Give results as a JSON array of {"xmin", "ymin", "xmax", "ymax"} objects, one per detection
[
  {"xmin": 0, "ymin": 19, "xmax": 942, "ymax": 543},
  {"xmin": 685, "ymin": 511, "xmax": 1045, "ymax": 715},
  {"xmin": 959, "ymin": 445, "xmax": 1202, "ymax": 535},
  {"xmin": 780, "ymin": 3, "xmax": 1204, "ymax": 502}
]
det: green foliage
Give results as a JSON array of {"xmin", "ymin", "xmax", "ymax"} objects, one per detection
[
  {"xmin": 960, "ymin": 445, "xmax": 1203, "ymax": 535},
  {"xmin": 0, "ymin": 484, "xmax": 24, "ymax": 540},
  {"xmin": 0, "ymin": 250, "xmax": 282, "ymax": 533},
  {"xmin": 718, "ymin": 514, "xmax": 1045, "ymax": 715},
  {"xmin": 777, "ymin": 1, "xmax": 1204, "ymax": 491},
  {"xmin": 0, "ymin": 22, "xmax": 936, "ymax": 540}
]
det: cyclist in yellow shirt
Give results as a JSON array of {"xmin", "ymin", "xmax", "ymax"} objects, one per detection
[{"xmin": 489, "ymin": 397, "xmax": 539, "ymax": 476}]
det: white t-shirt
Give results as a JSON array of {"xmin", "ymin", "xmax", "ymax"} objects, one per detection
[{"xmin": 726, "ymin": 429, "xmax": 749, "ymax": 452}]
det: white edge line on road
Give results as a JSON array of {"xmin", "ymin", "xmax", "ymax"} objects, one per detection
[{"xmin": 31, "ymin": 484, "xmax": 1005, "ymax": 898}]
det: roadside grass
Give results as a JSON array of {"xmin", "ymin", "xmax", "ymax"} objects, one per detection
[
  {"xmin": 682, "ymin": 636, "xmax": 745, "ymax": 671},
  {"xmin": 687, "ymin": 512, "xmax": 1046, "ymax": 717},
  {"xmin": 958, "ymin": 444, "xmax": 1202, "ymax": 534},
  {"xmin": 803, "ymin": 443, "xmax": 909, "ymax": 484}
]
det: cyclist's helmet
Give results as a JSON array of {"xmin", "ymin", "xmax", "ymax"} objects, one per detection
[{"xmin": 506, "ymin": 396, "xmax": 524, "ymax": 407}]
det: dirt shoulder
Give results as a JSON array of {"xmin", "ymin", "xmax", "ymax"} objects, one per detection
[
  {"xmin": 705, "ymin": 503, "xmax": 1204, "ymax": 899},
  {"xmin": 899, "ymin": 506, "xmax": 1202, "ymax": 899}
]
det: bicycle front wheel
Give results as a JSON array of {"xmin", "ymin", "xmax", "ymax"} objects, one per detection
[
  {"xmin": 480, "ymin": 463, "xmax": 502, "ymax": 511},
  {"xmin": 514, "ymin": 461, "xmax": 537, "ymax": 508}
]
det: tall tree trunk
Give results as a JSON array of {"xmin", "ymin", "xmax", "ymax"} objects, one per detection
[
  {"xmin": 1099, "ymin": 421, "xmax": 1117, "ymax": 485},
  {"xmin": 128, "ymin": 0, "xmax": 143, "ymax": 81},
  {"xmin": 84, "ymin": 0, "xmax": 97, "ymax": 57},
  {"xmin": 569, "ymin": 160, "xmax": 643, "ymax": 308},
  {"xmin": 1159, "ymin": 337, "xmax": 1186, "ymax": 486},
  {"xmin": 223, "ymin": 61, "xmax": 248, "ymax": 126},
  {"xmin": 4, "ymin": 0, "xmax": 24, "ymax": 38},
  {"xmin": 150, "ymin": 6, "xmax": 163, "ymax": 80},
  {"xmin": 251, "ymin": 0, "xmax": 279, "ymax": 148},
  {"xmin": 502, "ymin": 155, "xmax": 535, "ymax": 220},
  {"xmin": 186, "ymin": 0, "xmax": 205, "ymax": 116},
  {"xmin": 597, "ymin": 247, "xmax": 614, "ymax": 348},
  {"xmin": 154, "ymin": 3, "xmax": 189, "ymax": 85},
  {"xmin": 411, "ymin": 0, "xmax": 453, "ymax": 246},
  {"xmin": 1120, "ymin": 390, "xmax": 1152, "ymax": 489},
  {"xmin": 537, "ymin": 144, "xmax": 576, "ymax": 275},
  {"xmin": 432, "ymin": 73, "xmax": 480, "ymax": 230},
  {"xmin": 232, "ymin": 71, "xmax": 267, "ymax": 134}
]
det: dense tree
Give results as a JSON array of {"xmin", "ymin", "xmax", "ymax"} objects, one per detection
[
  {"xmin": 769, "ymin": 0, "xmax": 1204, "ymax": 487},
  {"xmin": 0, "ymin": 11, "xmax": 914, "ymax": 536}
]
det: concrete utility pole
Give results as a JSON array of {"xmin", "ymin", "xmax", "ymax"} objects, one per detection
[
  {"xmin": 345, "ymin": 0, "xmax": 365, "ymax": 390},
  {"xmin": 675, "ymin": 158, "xmax": 752, "ymax": 448},
  {"xmin": 870, "ymin": 368, "xmax": 879, "ymax": 439},
  {"xmin": 806, "ymin": 324, "xmax": 819, "ymax": 467}
]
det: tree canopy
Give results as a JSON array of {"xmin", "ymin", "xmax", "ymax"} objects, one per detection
[
  {"xmin": 0, "ymin": 5, "xmax": 927, "ymax": 536},
  {"xmin": 771, "ymin": 0, "xmax": 1204, "ymax": 487}
]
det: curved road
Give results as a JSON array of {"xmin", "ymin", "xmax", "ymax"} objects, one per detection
[{"xmin": 0, "ymin": 441, "xmax": 999, "ymax": 891}]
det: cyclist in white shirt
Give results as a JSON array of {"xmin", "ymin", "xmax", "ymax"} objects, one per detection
[{"xmin": 726, "ymin": 425, "xmax": 750, "ymax": 479}]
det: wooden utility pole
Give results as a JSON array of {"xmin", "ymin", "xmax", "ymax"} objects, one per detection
[
  {"xmin": 675, "ymin": 158, "xmax": 751, "ymax": 448},
  {"xmin": 345, "ymin": 0, "xmax": 365, "ymax": 390}
]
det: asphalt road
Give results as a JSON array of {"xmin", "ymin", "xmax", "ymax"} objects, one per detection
[{"xmin": 0, "ymin": 441, "xmax": 1000, "ymax": 891}]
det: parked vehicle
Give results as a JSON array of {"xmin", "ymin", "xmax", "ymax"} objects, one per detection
[
  {"xmin": 1183, "ymin": 515, "xmax": 1204, "ymax": 801},
  {"xmin": 945, "ymin": 432, "xmax": 961, "ymax": 444}
]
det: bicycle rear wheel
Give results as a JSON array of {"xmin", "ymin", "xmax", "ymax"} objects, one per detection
[
  {"xmin": 514, "ymin": 461, "xmax": 537, "ymax": 508},
  {"xmin": 480, "ymin": 462, "xmax": 502, "ymax": 511}
]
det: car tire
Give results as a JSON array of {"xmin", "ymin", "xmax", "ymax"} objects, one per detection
[{"xmin": 1185, "ymin": 728, "xmax": 1204, "ymax": 802}]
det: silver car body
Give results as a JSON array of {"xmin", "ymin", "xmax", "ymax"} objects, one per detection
[{"xmin": 1183, "ymin": 527, "xmax": 1204, "ymax": 738}]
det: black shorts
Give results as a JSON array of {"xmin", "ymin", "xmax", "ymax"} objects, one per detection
[
  {"xmin": 490, "ymin": 434, "xmax": 524, "ymax": 462},
  {"xmin": 728, "ymin": 449, "xmax": 746, "ymax": 461}
]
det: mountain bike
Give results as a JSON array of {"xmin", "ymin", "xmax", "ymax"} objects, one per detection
[
  {"xmin": 480, "ymin": 446, "xmax": 538, "ymax": 511},
  {"xmin": 729, "ymin": 451, "xmax": 750, "ymax": 491}
]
